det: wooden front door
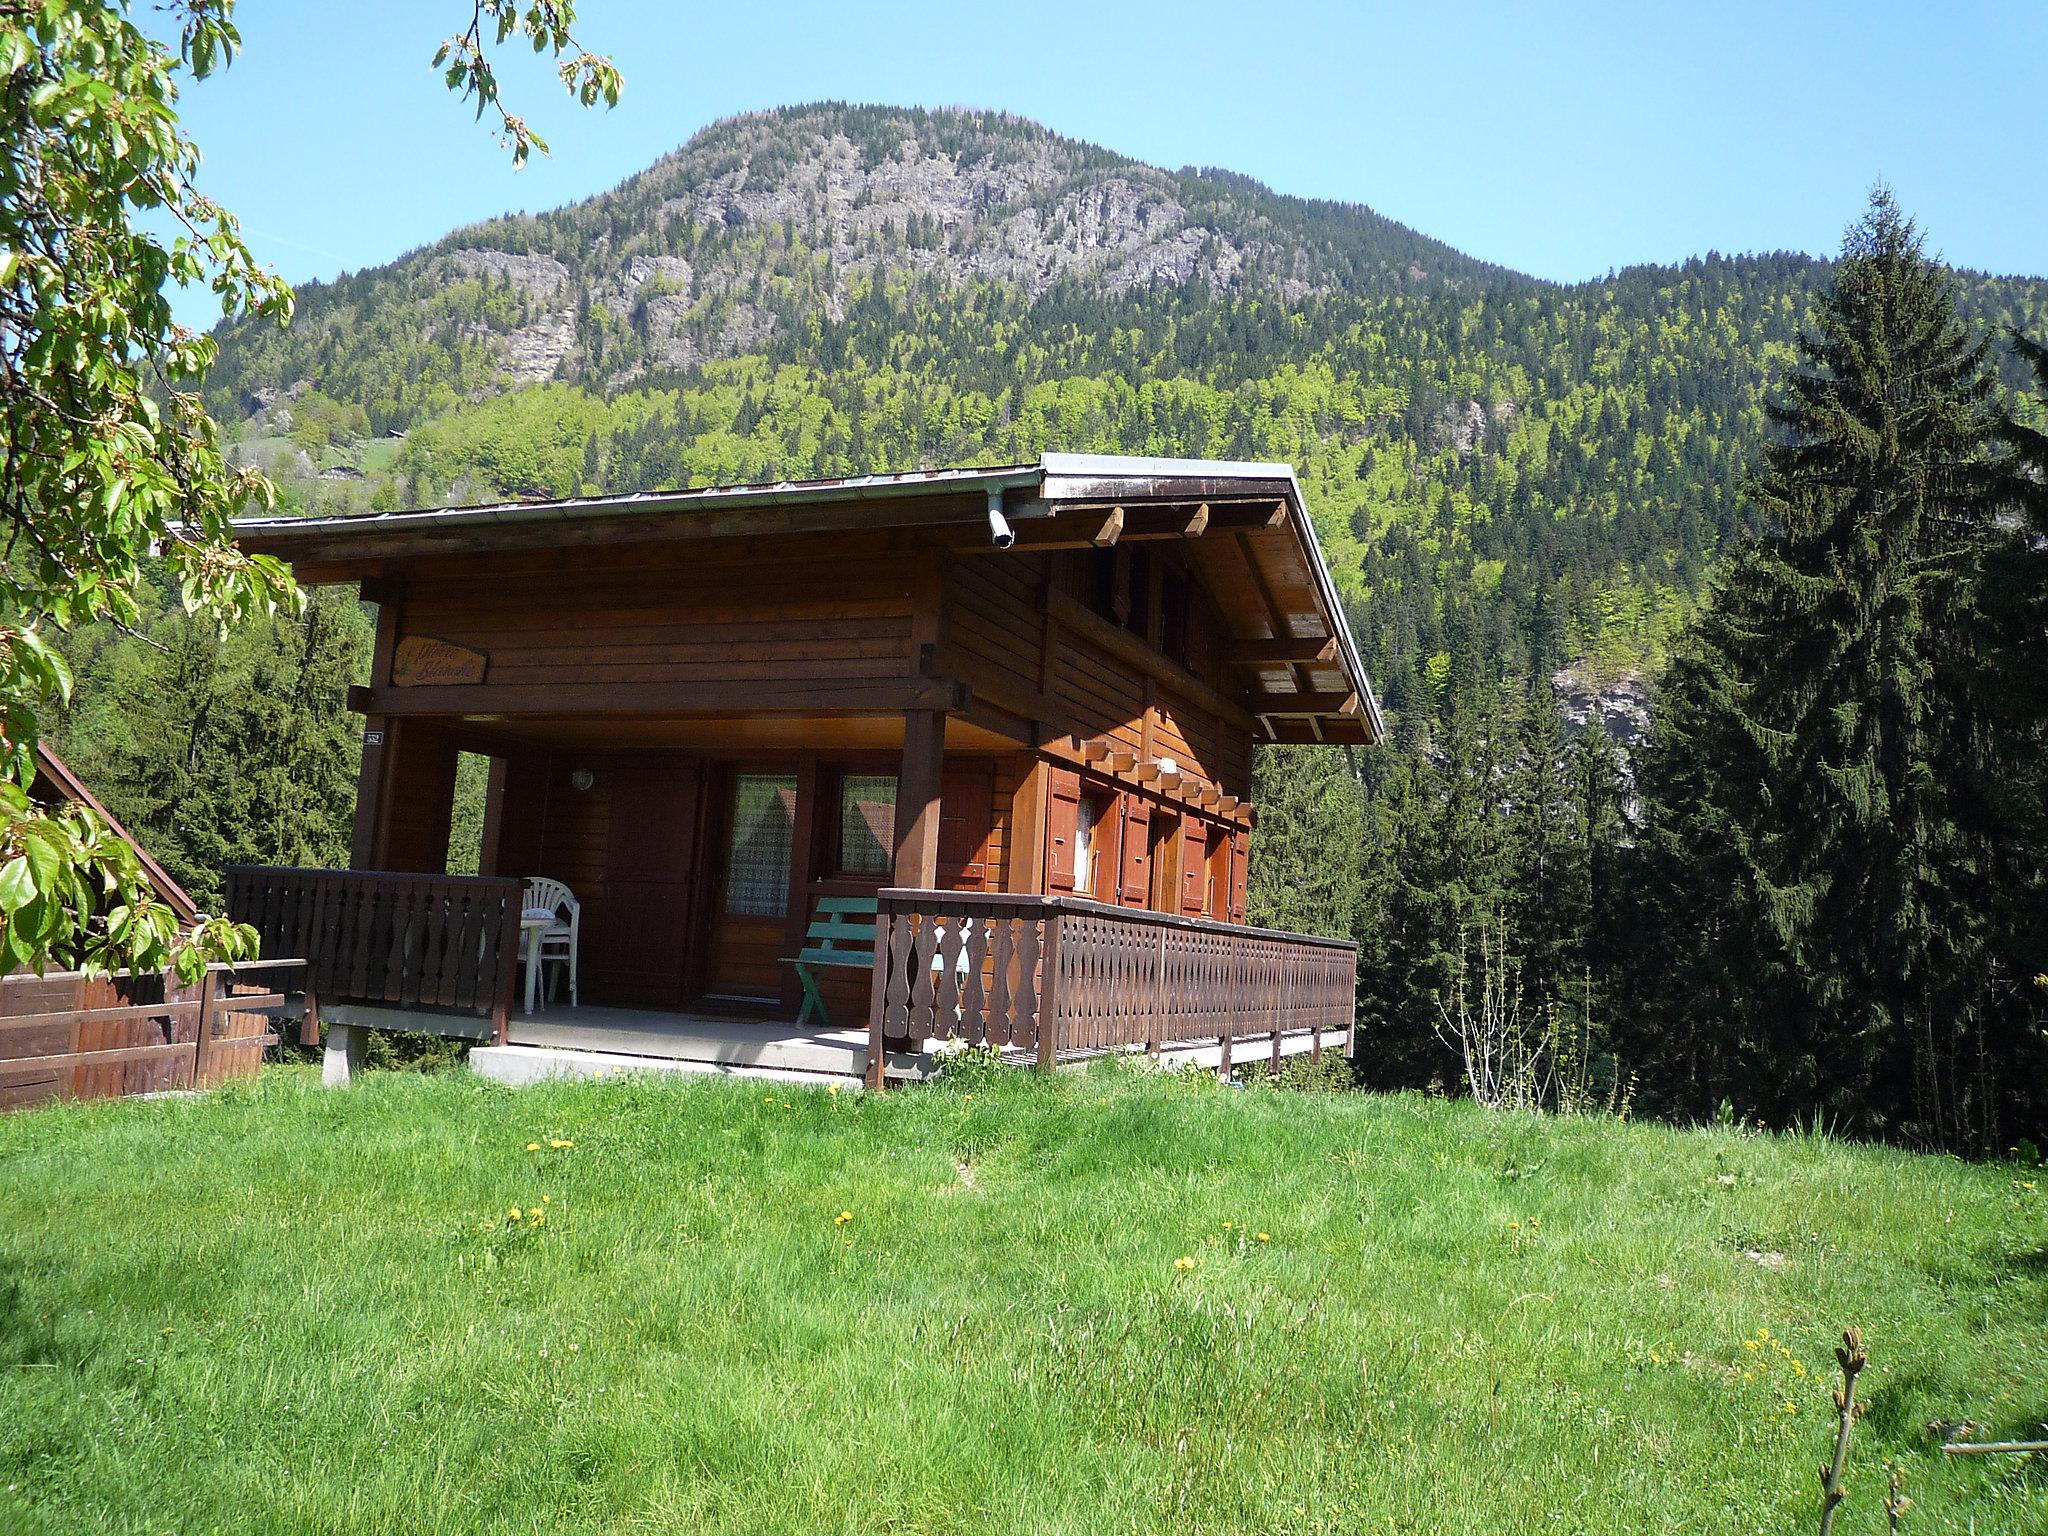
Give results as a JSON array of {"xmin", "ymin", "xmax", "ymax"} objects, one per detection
[
  {"xmin": 705, "ymin": 768, "xmax": 801, "ymax": 1004},
  {"xmin": 587, "ymin": 757, "xmax": 705, "ymax": 1008}
]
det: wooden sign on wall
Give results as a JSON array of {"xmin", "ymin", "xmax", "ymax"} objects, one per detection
[{"xmin": 392, "ymin": 635, "xmax": 489, "ymax": 687}]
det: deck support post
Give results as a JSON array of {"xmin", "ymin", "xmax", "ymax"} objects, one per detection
[
  {"xmin": 322, "ymin": 1022, "xmax": 364, "ymax": 1088},
  {"xmin": 1037, "ymin": 910, "xmax": 1063, "ymax": 1072},
  {"xmin": 888, "ymin": 708, "xmax": 946, "ymax": 1058},
  {"xmin": 892, "ymin": 709, "xmax": 946, "ymax": 889},
  {"xmin": 298, "ymin": 988, "xmax": 322, "ymax": 1050}
]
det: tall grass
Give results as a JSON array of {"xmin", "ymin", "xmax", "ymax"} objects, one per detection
[{"xmin": 0, "ymin": 1063, "xmax": 2042, "ymax": 1533}]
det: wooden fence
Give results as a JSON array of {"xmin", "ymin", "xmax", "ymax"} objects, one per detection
[
  {"xmin": 0, "ymin": 958, "xmax": 304, "ymax": 1111},
  {"xmin": 867, "ymin": 889, "xmax": 1357, "ymax": 1087},
  {"xmin": 223, "ymin": 866, "xmax": 523, "ymax": 1040}
]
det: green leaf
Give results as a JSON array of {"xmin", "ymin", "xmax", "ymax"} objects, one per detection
[{"xmin": 0, "ymin": 857, "xmax": 35, "ymax": 915}]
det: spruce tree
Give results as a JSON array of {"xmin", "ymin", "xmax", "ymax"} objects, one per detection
[
  {"xmin": 1246, "ymin": 744, "xmax": 1365, "ymax": 940},
  {"xmin": 1637, "ymin": 192, "xmax": 2007, "ymax": 1143}
]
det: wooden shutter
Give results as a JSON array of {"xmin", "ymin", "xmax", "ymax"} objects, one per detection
[
  {"xmin": 1229, "ymin": 828, "xmax": 1249, "ymax": 924},
  {"xmin": 936, "ymin": 762, "xmax": 994, "ymax": 891},
  {"xmin": 1178, "ymin": 812, "xmax": 1206, "ymax": 916},
  {"xmin": 1118, "ymin": 795, "xmax": 1151, "ymax": 907},
  {"xmin": 1047, "ymin": 767, "xmax": 1080, "ymax": 894}
]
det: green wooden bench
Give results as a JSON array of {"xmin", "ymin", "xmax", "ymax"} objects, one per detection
[{"xmin": 783, "ymin": 895, "xmax": 879, "ymax": 1030}]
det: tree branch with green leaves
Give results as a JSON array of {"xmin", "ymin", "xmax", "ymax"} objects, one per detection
[
  {"xmin": 435, "ymin": 1, "xmax": 623, "ymax": 169},
  {"xmin": 0, "ymin": 0, "xmax": 620, "ymax": 982}
]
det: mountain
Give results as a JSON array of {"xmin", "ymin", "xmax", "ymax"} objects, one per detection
[{"xmin": 204, "ymin": 104, "xmax": 2048, "ymax": 740}]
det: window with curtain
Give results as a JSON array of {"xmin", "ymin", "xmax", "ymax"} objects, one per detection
[
  {"xmin": 723, "ymin": 773, "xmax": 797, "ymax": 916},
  {"xmin": 1075, "ymin": 792, "xmax": 1105, "ymax": 898},
  {"xmin": 836, "ymin": 773, "xmax": 896, "ymax": 876}
]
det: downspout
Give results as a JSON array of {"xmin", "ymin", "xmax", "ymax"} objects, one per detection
[{"xmin": 986, "ymin": 486, "xmax": 1017, "ymax": 549}]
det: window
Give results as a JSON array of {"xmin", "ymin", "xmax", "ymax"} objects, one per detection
[
  {"xmin": 1075, "ymin": 792, "xmax": 1105, "ymax": 898},
  {"xmin": 723, "ymin": 773, "xmax": 797, "ymax": 917},
  {"xmin": 836, "ymin": 773, "xmax": 897, "ymax": 877}
]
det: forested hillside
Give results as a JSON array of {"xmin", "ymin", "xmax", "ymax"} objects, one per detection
[{"xmin": 49, "ymin": 108, "xmax": 2048, "ymax": 1142}]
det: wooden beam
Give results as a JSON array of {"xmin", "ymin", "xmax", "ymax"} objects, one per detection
[
  {"xmin": 1249, "ymin": 690, "xmax": 1359, "ymax": 717},
  {"xmin": 1224, "ymin": 636, "xmax": 1336, "ymax": 667},
  {"xmin": 1262, "ymin": 716, "xmax": 1373, "ymax": 744},
  {"xmin": 953, "ymin": 501, "xmax": 1232, "ymax": 553},
  {"xmin": 1208, "ymin": 500, "xmax": 1287, "ymax": 529},
  {"xmin": 359, "ymin": 677, "xmax": 969, "ymax": 718}
]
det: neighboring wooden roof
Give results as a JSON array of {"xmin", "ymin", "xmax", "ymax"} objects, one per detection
[
  {"xmin": 234, "ymin": 454, "xmax": 1383, "ymax": 743},
  {"xmin": 31, "ymin": 743, "xmax": 200, "ymax": 924}
]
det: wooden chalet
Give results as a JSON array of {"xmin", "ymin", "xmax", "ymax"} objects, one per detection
[{"xmin": 226, "ymin": 455, "xmax": 1376, "ymax": 1086}]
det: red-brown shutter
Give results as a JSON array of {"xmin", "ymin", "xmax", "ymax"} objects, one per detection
[
  {"xmin": 1118, "ymin": 795, "xmax": 1151, "ymax": 907},
  {"xmin": 936, "ymin": 762, "xmax": 994, "ymax": 891},
  {"xmin": 1047, "ymin": 767, "xmax": 1080, "ymax": 893},
  {"xmin": 1229, "ymin": 828, "xmax": 1249, "ymax": 924},
  {"xmin": 1179, "ymin": 812, "xmax": 1206, "ymax": 916}
]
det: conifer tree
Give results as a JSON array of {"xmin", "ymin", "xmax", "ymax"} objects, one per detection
[
  {"xmin": 1246, "ymin": 744, "xmax": 1365, "ymax": 941},
  {"xmin": 1634, "ymin": 193, "xmax": 2008, "ymax": 1143}
]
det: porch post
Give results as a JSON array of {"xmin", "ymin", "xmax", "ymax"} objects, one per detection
[
  {"xmin": 888, "ymin": 708, "xmax": 946, "ymax": 1060},
  {"xmin": 892, "ymin": 708, "xmax": 945, "ymax": 889},
  {"xmin": 351, "ymin": 578, "xmax": 405, "ymax": 870}
]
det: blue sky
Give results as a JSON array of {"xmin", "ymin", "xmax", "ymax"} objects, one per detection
[{"xmin": 166, "ymin": 0, "xmax": 2042, "ymax": 329}]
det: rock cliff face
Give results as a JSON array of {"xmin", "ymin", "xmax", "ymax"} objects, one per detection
[
  {"xmin": 211, "ymin": 104, "xmax": 1513, "ymax": 404},
  {"xmin": 1550, "ymin": 663, "xmax": 1653, "ymax": 746}
]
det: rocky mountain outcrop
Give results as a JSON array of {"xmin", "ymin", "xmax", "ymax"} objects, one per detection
[
  {"xmin": 210, "ymin": 105, "xmax": 1514, "ymax": 406},
  {"xmin": 1550, "ymin": 663, "xmax": 1653, "ymax": 746}
]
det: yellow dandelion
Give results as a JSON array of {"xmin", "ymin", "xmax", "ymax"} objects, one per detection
[
  {"xmin": 1256, "ymin": 1232, "xmax": 1270, "ymax": 1243},
  {"xmin": 827, "ymin": 1084, "xmax": 839, "ymax": 1097},
  {"xmin": 1221, "ymin": 1220, "xmax": 1233, "ymax": 1229},
  {"xmin": 531, "ymin": 1211, "xmax": 545, "ymax": 1228},
  {"xmin": 1173, "ymin": 1255, "xmax": 1197, "ymax": 1271},
  {"xmin": 541, "ymin": 1194, "xmax": 550, "ymax": 1204},
  {"xmin": 508, "ymin": 1207, "xmax": 523, "ymax": 1221},
  {"xmin": 548, "ymin": 1138, "xmax": 573, "ymax": 1150},
  {"xmin": 524, "ymin": 1141, "xmax": 541, "ymax": 1152},
  {"xmin": 478, "ymin": 1220, "xmax": 494, "ymax": 1233},
  {"xmin": 834, "ymin": 1210, "xmax": 853, "ymax": 1227},
  {"xmin": 1507, "ymin": 1219, "xmax": 1521, "ymax": 1231},
  {"xmin": 1742, "ymin": 1339, "xmax": 1759, "ymax": 1351}
]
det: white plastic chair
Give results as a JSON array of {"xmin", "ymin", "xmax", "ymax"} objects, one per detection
[{"xmin": 522, "ymin": 877, "xmax": 581, "ymax": 1008}]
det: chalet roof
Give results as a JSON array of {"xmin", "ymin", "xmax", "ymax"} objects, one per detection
[{"xmin": 235, "ymin": 453, "xmax": 1382, "ymax": 742}]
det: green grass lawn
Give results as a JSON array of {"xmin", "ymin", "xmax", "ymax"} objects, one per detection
[{"xmin": 1, "ymin": 1063, "xmax": 2043, "ymax": 1535}]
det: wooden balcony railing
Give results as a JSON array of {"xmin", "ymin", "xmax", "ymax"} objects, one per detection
[
  {"xmin": 867, "ymin": 889, "xmax": 1357, "ymax": 1087},
  {"xmin": 223, "ymin": 866, "xmax": 523, "ymax": 1040}
]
